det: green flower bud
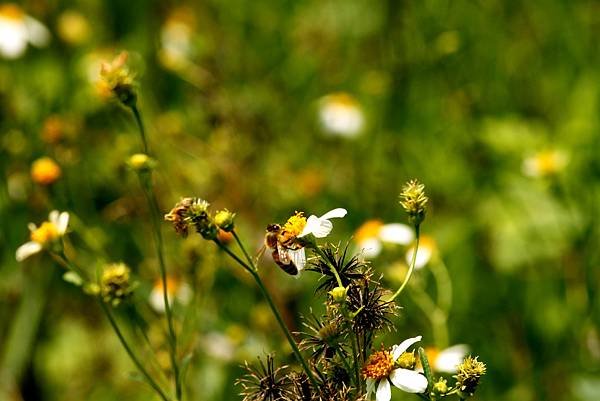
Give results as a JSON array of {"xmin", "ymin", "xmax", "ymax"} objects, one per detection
[{"xmin": 214, "ymin": 209, "xmax": 236, "ymax": 232}]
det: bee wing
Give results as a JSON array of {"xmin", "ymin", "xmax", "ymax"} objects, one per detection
[
  {"xmin": 287, "ymin": 249, "xmax": 307, "ymax": 273},
  {"xmin": 277, "ymin": 243, "xmax": 292, "ymax": 265}
]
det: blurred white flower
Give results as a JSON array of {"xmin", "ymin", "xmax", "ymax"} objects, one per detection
[
  {"xmin": 405, "ymin": 236, "xmax": 436, "ymax": 270},
  {"xmin": 149, "ymin": 276, "xmax": 192, "ymax": 313},
  {"xmin": 0, "ymin": 4, "xmax": 49, "ymax": 59},
  {"xmin": 364, "ymin": 336, "xmax": 428, "ymax": 401},
  {"xmin": 354, "ymin": 220, "xmax": 414, "ymax": 258},
  {"xmin": 319, "ymin": 92, "xmax": 365, "ymax": 137},
  {"xmin": 16, "ymin": 211, "xmax": 69, "ymax": 261},
  {"xmin": 422, "ymin": 344, "xmax": 469, "ymax": 374},
  {"xmin": 522, "ymin": 149, "xmax": 569, "ymax": 178}
]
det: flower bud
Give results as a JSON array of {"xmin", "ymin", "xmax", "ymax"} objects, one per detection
[
  {"xmin": 214, "ymin": 209, "xmax": 236, "ymax": 232},
  {"xmin": 101, "ymin": 263, "xmax": 134, "ymax": 307},
  {"xmin": 329, "ymin": 286, "xmax": 347, "ymax": 303},
  {"xmin": 396, "ymin": 351, "xmax": 417, "ymax": 369},
  {"xmin": 128, "ymin": 153, "xmax": 156, "ymax": 172},
  {"xmin": 433, "ymin": 377, "xmax": 448, "ymax": 395},
  {"xmin": 31, "ymin": 157, "xmax": 62, "ymax": 185},
  {"xmin": 399, "ymin": 179, "xmax": 428, "ymax": 226}
]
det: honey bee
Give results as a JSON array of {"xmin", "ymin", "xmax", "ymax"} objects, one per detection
[{"xmin": 264, "ymin": 223, "xmax": 306, "ymax": 276}]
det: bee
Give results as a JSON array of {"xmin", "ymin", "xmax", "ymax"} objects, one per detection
[{"xmin": 264, "ymin": 223, "xmax": 306, "ymax": 276}]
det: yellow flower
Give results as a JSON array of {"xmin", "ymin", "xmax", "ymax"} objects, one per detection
[
  {"xmin": 522, "ymin": 149, "xmax": 568, "ymax": 178},
  {"xmin": 97, "ymin": 51, "xmax": 137, "ymax": 105},
  {"xmin": 31, "ymin": 157, "xmax": 61, "ymax": 185},
  {"xmin": 56, "ymin": 10, "xmax": 90, "ymax": 46},
  {"xmin": 16, "ymin": 211, "xmax": 69, "ymax": 261}
]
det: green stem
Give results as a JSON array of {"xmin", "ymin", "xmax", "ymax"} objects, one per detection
[
  {"xmin": 349, "ymin": 327, "xmax": 362, "ymax": 392},
  {"xmin": 312, "ymin": 246, "xmax": 344, "ymax": 288},
  {"xmin": 430, "ymin": 258, "xmax": 453, "ymax": 314},
  {"xmin": 232, "ymin": 230, "xmax": 255, "ymax": 269},
  {"xmin": 139, "ymin": 175, "xmax": 182, "ymax": 401},
  {"xmin": 213, "ymin": 240, "xmax": 319, "ymax": 389},
  {"xmin": 99, "ymin": 301, "xmax": 171, "ymax": 401},
  {"xmin": 130, "ymin": 104, "xmax": 148, "ymax": 154},
  {"xmin": 389, "ymin": 224, "xmax": 420, "ymax": 302}
]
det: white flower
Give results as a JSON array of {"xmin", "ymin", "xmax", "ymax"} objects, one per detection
[
  {"xmin": 149, "ymin": 276, "xmax": 192, "ymax": 313},
  {"xmin": 364, "ymin": 336, "xmax": 428, "ymax": 401},
  {"xmin": 354, "ymin": 220, "xmax": 414, "ymax": 258},
  {"xmin": 319, "ymin": 93, "xmax": 365, "ymax": 138},
  {"xmin": 16, "ymin": 211, "xmax": 69, "ymax": 262},
  {"xmin": 429, "ymin": 344, "xmax": 469, "ymax": 374},
  {"xmin": 0, "ymin": 4, "xmax": 50, "ymax": 59},
  {"xmin": 405, "ymin": 236, "xmax": 436, "ymax": 270}
]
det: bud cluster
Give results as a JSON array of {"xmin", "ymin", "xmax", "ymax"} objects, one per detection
[
  {"xmin": 101, "ymin": 263, "xmax": 134, "ymax": 306},
  {"xmin": 399, "ymin": 179, "xmax": 428, "ymax": 226},
  {"xmin": 164, "ymin": 197, "xmax": 235, "ymax": 240}
]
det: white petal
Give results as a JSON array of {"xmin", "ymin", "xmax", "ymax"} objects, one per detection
[
  {"xmin": 376, "ymin": 379, "xmax": 391, "ymax": 401},
  {"xmin": 358, "ymin": 238, "xmax": 382, "ymax": 258},
  {"xmin": 392, "ymin": 336, "xmax": 422, "ymax": 360},
  {"xmin": 48, "ymin": 210, "xmax": 59, "ymax": 225},
  {"xmin": 24, "ymin": 16, "xmax": 50, "ymax": 47},
  {"xmin": 406, "ymin": 245, "xmax": 432, "ymax": 270},
  {"xmin": 28, "ymin": 223, "xmax": 37, "ymax": 232},
  {"xmin": 319, "ymin": 208, "xmax": 347, "ymax": 220},
  {"xmin": 365, "ymin": 378, "xmax": 376, "ymax": 398},
  {"xmin": 0, "ymin": 20, "xmax": 27, "ymax": 58},
  {"xmin": 300, "ymin": 215, "xmax": 333, "ymax": 238},
  {"xmin": 149, "ymin": 288, "xmax": 167, "ymax": 313},
  {"xmin": 379, "ymin": 224, "xmax": 414, "ymax": 245},
  {"xmin": 389, "ymin": 368, "xmax": 428, "ymax": 393},
  {"xmin": 16, "ymin": 241, "xmax": 42, "ymax": 261},
  {"xmin": 56, "ymin": 212, "xmax": 69, "ymax": 234},
  {"xmin": 434, "ymin": 344, "xmax": 469, "ymax": 373},
  {"xmin": 288, "ymin": 248, "xmax": 307, "ymax": 273}
]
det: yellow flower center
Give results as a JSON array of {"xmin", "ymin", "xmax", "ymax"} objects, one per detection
[
  {"xmin": 30, "ymin": 222, "xmax": 59, "ymax": 244},
  {"xmin": 362, "ymin": 350, "xmax": 394, "ymax": 380},
  {"xmin": 31, "ymin": 157, "xmax": 62, "ymax": 185},
  {"xmin": 535, "ymin": 151, "xmax": 565, "ymax": 175},
  {"xmin": 0, "ymin": 4, "xmax": 24, "ymax": 21},
  {"xmin": 283, "ymin": 212, "xmax": 307, "ymax": 236},
  {"xmin": 327, "ymin": 92, "xmax": 359, "ymax": 108},
  {"xmin": 355, "ymin": 220, "xmax": 384, "ymax": 242}
]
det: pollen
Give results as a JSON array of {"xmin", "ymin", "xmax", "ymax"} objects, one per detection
[
  {"xmin": 354, "ymin": 220, "xmax": 384, "ymax": 242},
  {"xmin": 30, "ymin": 222, "xmax": 59, "ymax": 244},
  {"xmin": 362, "ymin": 350, "xmax": 394, "ymax": 380},
  {"xmin": 283, "ymin": 212, "xmax": 307, "ymax": 236},
  {"xmin": 31, "ymin": 157, "xmax": 62, "ymax": 185}
]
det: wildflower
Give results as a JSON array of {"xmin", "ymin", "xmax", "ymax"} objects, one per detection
[
  {"xmin": 127, "ymin": 153, "xmax": 156, "ymax": 172},
  {"xmin": 405, "ymin": 236, "xmax": 437, "ymax": 270},
  {"xmin": 354, "ymin": 219, "xmax": 414, "ymax": 258},
  {"xmin": 149, "ymin": 276, "xmax": 192, "ymax": 313},
  {"xmin": 16, "ymin": 211, "xmax": 69, "ymax": 261},
  {"xmin": 159, "ymin": 8, "xmax": 195, "ymax": 70},
  {"xmin": 164, "ymin": 197, "xmax": 216, "ymax": 239},
  {"xmin": 432, "ymin": 377, "xmax": 449, "ymax": 395},
  {"xmin": 299, "ymin": 207, "xmax": 347, "ymax": 239},
  {"xmin": 522, "ymin": 149, "xmax": 568, "ymax": 178},
  {"xmin": 101, "ymin": 263, "xmax": 134, "ymax": 307},
  {"xmin": 299, "ymin": 314, "xmax": 345, "ymax": 360},
  {"xmin": 214, "ymin": 209, "xmax": 236, "ymax": 232},
  {"xmin": 319, "ymin": 92, "xmax": 365, "ymax": 138},
  {"xmin": 237, "ymin": 355, "xmax": 292, "ymax": 401},
  {"xmin": 56, "ymin": 10, "xmax": 90, "ymax": 46},
  {"xmin": 363, "ymin": 336, "xmax": 428, "ymax": 401},
  {"xmin": 31, "ymin": 157, "xmax": 61, "ymax": 185},
  {"xmin": 0, "ymin": 3, "xmax": 49, "ymax": 59},
  {"xmin": 97, "ymin": 51, "xmax": 137, "ymax": 106},
  {"xmin": 308, "ymin": 244, "xmax": 369, "ymax": 293},
  {"xmin": 425, "ymin": 344, "xmax": 469, "ymax": 374},
  {"xmin": 399, "ymin": 179, "xmax": 428, "ymax": 226},
  {"xmin": 455, "ymin": 356, "xmax": 486, "ymax": 397}
]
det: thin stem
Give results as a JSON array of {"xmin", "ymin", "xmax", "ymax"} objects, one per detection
[
  {"xmin": 349, "ymin": 327, "xmax": 361, "ymax": 392},
  {"xmin": 430, "ymin": 258, "xmax": 453, "ymax": 314},
  {"xmin": 233, "ymin": 230, "xmax": 255, "ymax": 269},
  {"xmin": 99, "ymin": 301, "xmax": 171, "ymax": 401},
  {"xmin": 52, "ymin": 250, "xmax": 88, "ymax": 281},
  {"xmin": 130, "ymin": 104, "xmax": 148, "ymax": 154},
  {"xmin": 139, "ymin": 175, "xmax": 182, "ymax": 401},
  {"xmin": 389, "ymin": 224, "xmax": 420, "ymax": 302},
  {"xmin": 312, "ymin": 246, "xmax": 344, "ymax": 288},
  {"xmin": 213, "ymin": 239, "xmax": 320, "ymax": 389}
]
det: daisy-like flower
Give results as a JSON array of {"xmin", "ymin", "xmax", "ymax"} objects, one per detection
[
  {"xmin": 16, "ymin": 211, "xmax": 69, "ymax": 261},
  {"xmin": 405, "ymin": 235, "xmax": 437, "ymax": 270},
  {"xmin": 319, "ymin": 92, "xmax": 365, "ymax": 138},
  {"xmin": 522, "ymin": 149, "xmax": 568, "ymax": 178},
  {"xmin": 363, "ymin": 336, "xmax": 428, "ymax": 401},
  {"xmin": 424, "ymin": 344, "xmax": 469, "ymax": 374},
  {"xmin": 0, "ymin": 3, "xmax": 50, "ymax": 59},
  {"xmin": 354, "ymin": 219, "xmax": 414, "ymax": 258},
  {"xmin": 149, "ymin": 276, "xmax": 192, "ymax": 313}
]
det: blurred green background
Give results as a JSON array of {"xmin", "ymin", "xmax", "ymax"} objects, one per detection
[{"xmin": 1, "ymin": 0, "xmax": 600, "ymax": 400}]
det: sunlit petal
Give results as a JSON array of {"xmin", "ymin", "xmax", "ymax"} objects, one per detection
[
  {"xmin": 434, "ymin": 344, "xmax": 469, "ymax": 373},
  {"xmin": 392, "ymin": 335, "xmax": 422, "ymax": 360},
  {"xmin": 379, "ymin": 223, "xmax": 414, "ymax": 245},
  {"xmin": 376, "ymin": 379, "xmax": 391, "ymax": 401},
  {"xmin": 320, "ymin": 208, "xmax": 347, "ymax": 220},
  {"xmin": 389, "ymin": 368, "xmax": 428, "ymax": 393},
  {"xmin": 16, "ymin": 241, "xmax": 42, "ymax": 261}
]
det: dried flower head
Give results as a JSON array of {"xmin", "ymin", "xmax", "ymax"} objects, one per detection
[
  {"xmin": 347, "ymin": 283, "xmax": 397, "ymax": 335},
  {"xmin": 97, "ymin": 51, "xmax": 137, "ymax": 106},
  {"xmin": 454, "ymin": 356, "xmax": 486, "ymax": 397},
  {"xmin": 399, "ymin": 179, "xmax": 428, "ymax": 226},
  {"xmin": 165, "ymin": 197, "xmax": 216, "ymax": 238},
  {"xmin": 237, "ymin": 355, "xmax": 292, "ymax": 401},
  {"xmin": 299, "ymin": 314, "xmax": 346, "ymax": 361},
  {"xmin": 307, "ymin": 244, "xmax": 370, "ymax": 293},
  {"xmin": 101, "ymin": 262, "xmax": 134, "ymax": 306}
]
